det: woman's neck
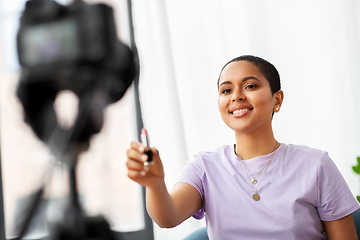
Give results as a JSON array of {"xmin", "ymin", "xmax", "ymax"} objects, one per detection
[{"xmin": 234, "ymin": 128, "xmax": 278, "ymax": 160}]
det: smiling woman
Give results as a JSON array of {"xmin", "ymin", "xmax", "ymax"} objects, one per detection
[{"xmin": 126, "ymin": 55, "xmax": 359, "ymax": 240}]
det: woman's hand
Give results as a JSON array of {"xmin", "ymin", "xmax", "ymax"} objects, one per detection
[
  {"xmin": 126, "ymin": 141, "xmax": 164, "ymax": 189},
  {"xmin": 126, "ymin": 141, "xmax": 203, "ymax": 228}
]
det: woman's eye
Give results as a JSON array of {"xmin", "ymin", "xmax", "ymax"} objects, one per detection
[
  {"xmin": 245, "ymin": 84, "xmax": 257, "ymax": 90},
  {"xmin": 221, "ymin": 89, "xmax": 231, "ymax": 94}
]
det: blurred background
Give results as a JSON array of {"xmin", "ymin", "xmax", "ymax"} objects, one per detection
[{"xmin": 0, "ymin": 0, "xmax": 360, "ymax": 239}]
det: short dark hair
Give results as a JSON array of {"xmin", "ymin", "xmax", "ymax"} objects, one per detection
[{"xmin": 217, "ymin": 55, "xmax": 281, "ymax": 94}]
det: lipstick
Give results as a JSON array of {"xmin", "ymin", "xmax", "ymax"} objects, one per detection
[{"xmin": 141, "ymin": 128, "xmax": 153, "ymax": 166}]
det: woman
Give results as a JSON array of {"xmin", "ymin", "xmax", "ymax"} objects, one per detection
[{"xmin": 126, "ymin": 55, "xmax": 359, "ymax": 239}]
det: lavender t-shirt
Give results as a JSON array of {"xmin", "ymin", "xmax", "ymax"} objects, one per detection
[{"xmin": 177, "ymin": 143, "xmax": 359, "ymax": 240}]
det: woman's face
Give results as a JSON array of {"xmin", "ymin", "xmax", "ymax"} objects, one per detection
[{"xmin": 218, "ymin": 60, "xmax": 283, "ymax": 134}]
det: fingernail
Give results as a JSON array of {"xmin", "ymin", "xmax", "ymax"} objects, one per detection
[
  {"xmin": 140, "ymin": 171, "xmax": 146, "ymax": 176},
  {"xmin": 141, "ymin": 155, "xmax": 147, "ymax": 161}
]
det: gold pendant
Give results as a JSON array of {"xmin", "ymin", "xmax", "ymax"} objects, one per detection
[
  {"xmin": 253, "ymin": 193, "xmax": 260, "ymax": 201},
  {"xmin": 251, "ymin": 178, "xmax": 257, "ymax": 185}
]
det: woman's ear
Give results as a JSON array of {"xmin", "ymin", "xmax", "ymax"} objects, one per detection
[{"xmin": 273, "ymin": 90, "xmax": 284, "ymax": 112}]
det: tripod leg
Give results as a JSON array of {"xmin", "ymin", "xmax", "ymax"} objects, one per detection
[{"xmin": 13, "ymin": 187, "xmax": 44, "ymax": 240}]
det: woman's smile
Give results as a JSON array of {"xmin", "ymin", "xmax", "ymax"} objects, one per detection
[{"xmin": 229, "ymin": 105, "xmax": 253, "ymax": 117}]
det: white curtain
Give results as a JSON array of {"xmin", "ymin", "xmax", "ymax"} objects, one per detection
[{"xmin": 131, "ymin": 0, "xmax": 360, "ymax": 239}]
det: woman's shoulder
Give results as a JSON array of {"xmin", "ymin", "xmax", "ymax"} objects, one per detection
[
  {"xmin": 281, "ymin": 143, "xmax": 330, "ymax": 165},
  {"xmin": 195, "ymin": 145, "xmax": 233, "ymax": 158},
  {"xmin": 189, "ymin": 145, "xmax": 234, "ymax": 166},
  {"xmin": 283, "ymin": 143, "xmax": 326, "ymax": 155}
]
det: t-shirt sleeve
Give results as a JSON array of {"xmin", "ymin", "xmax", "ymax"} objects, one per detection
[
  {"xmin": 176, "ymin": 156, "xmax": 205, "ymax": 219},
  {"xmin": 316, "ymin": 152, "xmax": 360, "ymax": 221}
]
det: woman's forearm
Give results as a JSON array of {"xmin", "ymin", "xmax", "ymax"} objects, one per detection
[{"xmin": 146, "ymin": 182, "xmax": 182, "ymax": 228}]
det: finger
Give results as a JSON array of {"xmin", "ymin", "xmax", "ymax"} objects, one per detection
[
  {"xmin": 127, "ymin": 148, "xmax": 148, "ymax": 163},
  {"xmin": 150, "ymin": 147, "xmax": 161, "ymax": 163},
  {"xmin": 130, "ymin": 141, "xmax": 145, "ymax": 152},
  {"xmin": 127, "ymin": 169, "xmax": 146, "ymax": 181},
  {"xmin": 126, "ymin": 158, "xmax": 148, "ymax": 171}
]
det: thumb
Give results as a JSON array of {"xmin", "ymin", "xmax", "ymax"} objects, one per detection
[{"xmin": 150, "ymin": 147, "xmax": 161, "ymax": 164}]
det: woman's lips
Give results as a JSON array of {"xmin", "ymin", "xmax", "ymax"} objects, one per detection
[{"xmin": 231, "ymin": 108, "xmax": 252, "ymax": 117}]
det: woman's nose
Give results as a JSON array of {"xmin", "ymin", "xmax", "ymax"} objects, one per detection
[{"xmin": 231, "ymin": 90, "xmax": 246, "ymax": 102}]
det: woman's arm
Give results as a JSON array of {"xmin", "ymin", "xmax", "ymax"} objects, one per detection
[
  {"xmin": 126, "ymin": 141, "xmax": 202, "ymax": 228},
  {"xmin": 146, "ymin": 182, "xmax": 202, "ymax": 228},
  {"xmin": 323, "ymin": 213, "xmax": 358, "ymax": 240}
]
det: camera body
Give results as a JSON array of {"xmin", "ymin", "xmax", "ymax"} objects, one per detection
[
  {"xmin": 17, "ymin": 0, "xmax": 118, "ymax": 72},
  {"xmin": 16, "ymin": 0, "xmax": 136, "ymax": 147}
]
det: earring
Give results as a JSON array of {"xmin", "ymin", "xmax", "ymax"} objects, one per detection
[{"xmin": 275, "ymin": 106, "xmax": 280, "ymax": 111}]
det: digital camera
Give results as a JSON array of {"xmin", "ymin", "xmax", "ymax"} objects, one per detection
[{"xmin": 16, "ymin": 0, "xmax": 136, "ymax": 146}]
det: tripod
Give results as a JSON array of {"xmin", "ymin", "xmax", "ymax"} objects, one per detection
[
  {"xmin": 13, "ymin": 128, "xmax": 116, "ymax": 240},
  {"xmin": 49, "ymin": 160, "xmax": 116, "ymax": 240},
  {"xmin": 13, "ymin": 0, "xmax": 141, "ymax": 238}
]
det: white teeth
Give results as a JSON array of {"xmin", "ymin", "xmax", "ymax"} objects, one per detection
[{"xmin": 233, "ymin": 109, "xmax": 250, "ymax": 114}]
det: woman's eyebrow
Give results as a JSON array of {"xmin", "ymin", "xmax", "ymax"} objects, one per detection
[
  {"xmin": 219, "ymin": 76, "xmax": 261, "ymax": 87},
  {"xmin": 219, "ymin": 80, "xmax": 232, "ymax": 87},
  {"xmin": 242, "ymin": 76, "xmax": 261, "ymax": 82}
]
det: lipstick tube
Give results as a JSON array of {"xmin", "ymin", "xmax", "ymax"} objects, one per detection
[{"xmin": 141, "ymin": 128, "xmax": 153, "ymax": 166}]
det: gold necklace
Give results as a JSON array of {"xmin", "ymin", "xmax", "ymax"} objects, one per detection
[
  {"xmin": 238, "ymin": 142, "xmax": 278, "ymax": 201},
  {"xmin": 242, "ymin": 156, "xmax": 272, "ymax": 185}
]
